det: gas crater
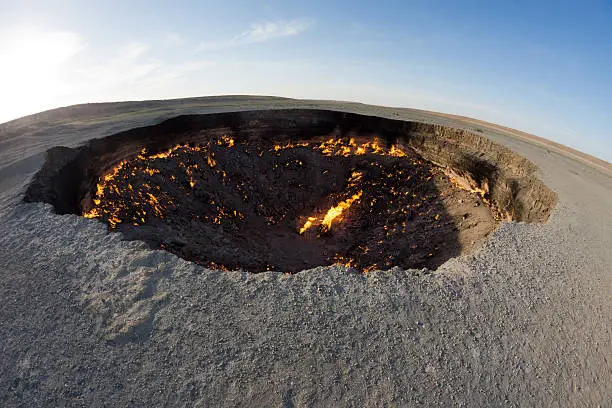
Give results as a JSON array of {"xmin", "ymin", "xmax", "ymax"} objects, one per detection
[{"xmin": 24, "ymin": 109, "xmax": 557, "ymax": 273}]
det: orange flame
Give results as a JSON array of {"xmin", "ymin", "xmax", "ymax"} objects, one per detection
[
  {"xmin": 298, "ymin": 190, "xmax": 363, "ymax": 235},
  {"xmin": 299, "ymin": 217, "xmax": 317, "ymax": 234},
  {"xmin": 298, "ymin": 171, "xmax": 364, "ymax": 235},
  {"xmin": 320, "ymin": 191, "xmax": 362, "ymax": 233}
]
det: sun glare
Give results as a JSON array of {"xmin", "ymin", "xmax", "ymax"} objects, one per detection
[{"xmin": 0, "ymin": 30, "xmax": 84, "ymax": 123}]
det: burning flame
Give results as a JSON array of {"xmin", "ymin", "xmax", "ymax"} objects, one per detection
[
  {"xmin": 320, "ymin": 190, "xmax": 363, "ymax": 233},
  {"xmin": 298, "ymin": 191, "xmax": 363, "ymax": 235},
  {"xmin": 299, "ymin": 217, "xmax": 317, "ymax": 234},
  {"xmin": 299, "ymin": 171, "xmax": 364, "ymax": 235},
  {"xmin": 270, "ymin": 137, "xmax": 407, "ymax": 159},
  {"xmin": 446, "ymin": 169, "xmax": 489, "ymax": 202}
]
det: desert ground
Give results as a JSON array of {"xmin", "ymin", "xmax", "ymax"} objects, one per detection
[{"xmin": 0, "ymin": 96, "xmax": 610, "ymax": 407}]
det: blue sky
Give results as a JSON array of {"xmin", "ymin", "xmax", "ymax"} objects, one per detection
[{"xmin": 1, "ymin": 1, "xmax": 610, "ymax": 162}]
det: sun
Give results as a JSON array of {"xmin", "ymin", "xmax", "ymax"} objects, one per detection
[{"xmin": 0, "ymin": 29, "xmax": 84, "ymax": 123}]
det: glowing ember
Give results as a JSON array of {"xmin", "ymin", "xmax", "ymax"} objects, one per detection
[{"xmin": 83, "ymin": 140, "xmax": 230, "ymax": 227}]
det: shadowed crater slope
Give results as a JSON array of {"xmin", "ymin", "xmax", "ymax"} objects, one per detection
[{"xmin": 24, "ymin": 109, "xmax": 557, "ymax": 272}]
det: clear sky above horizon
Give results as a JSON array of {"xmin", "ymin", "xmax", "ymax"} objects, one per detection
[{"xmin": 1, "ymin": 0, "xmax": 610, "ymax": 162}]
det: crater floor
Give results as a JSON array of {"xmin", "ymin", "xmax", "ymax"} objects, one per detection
[{"xmin": 82, "ymin": 136, "xmax": 497, "ymax": 272}]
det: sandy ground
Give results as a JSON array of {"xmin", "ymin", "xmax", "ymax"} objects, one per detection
[{"xmin": 0, "ymin": 96, "xmax": 610, "ymax": 407}]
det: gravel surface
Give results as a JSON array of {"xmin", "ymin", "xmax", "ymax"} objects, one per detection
[{"xmin": 0, "ymin": 96, "xmax": 610, "ymax": 407}]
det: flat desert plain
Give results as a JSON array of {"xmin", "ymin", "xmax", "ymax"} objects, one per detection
[{"xmin": 0, "ymin": 96, "xmax": 610, "ymax": 407}]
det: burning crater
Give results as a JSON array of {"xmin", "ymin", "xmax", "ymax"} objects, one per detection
[
  {"xmin": 81, "ymin": 137, "xmax": 472, "ymax": 272},
  {"xmin": 24, "ymin": 109, "xmax": 557, "ymax": 273}
]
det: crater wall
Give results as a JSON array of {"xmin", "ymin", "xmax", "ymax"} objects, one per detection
[{"xmin": 24, "ymin": 109, "xmax": 557, "ymax": 223}]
